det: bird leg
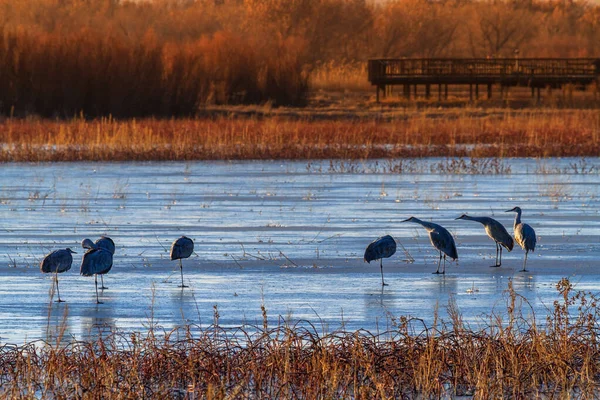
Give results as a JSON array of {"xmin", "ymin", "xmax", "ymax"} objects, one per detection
[
  {"xmin": 55, "ymin": 271, "xmax": 64, "ymax": 303},
  {"xmin": 498, "ymin": 246, "xmax": 503, "ymax": 267},
  {"xmin": 178, "ymin": 259, "xmax": 188, "ymax": 288},
  {"xmin": 380, "ymin": 259, "xmax": 388, "ymax": 286},
  {"xmin": 100, "ymin": 275, "xmax": 108, "ymax": 290},
  {"xmin": 433, "ymin": 252, "xmax": 442, "ymax": 274},
  {"xmin": 490, "ymin": 243, "xmax": 501, "ymax": 268},
  {"xmin": 95, "ymin": 275, "xmax": 103, "ymax": 304},
  {"xmin": 521, "ymin": 251, "xmax": 529, "ymax": 272},
  {"xmin": 442, "ymin": 254, "xmax": 446, "ymax": 274}
]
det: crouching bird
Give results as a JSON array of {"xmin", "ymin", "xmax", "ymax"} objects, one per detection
[{"xmin": 364, "ymin": 235, "xmax": 397, "ymax": 286}]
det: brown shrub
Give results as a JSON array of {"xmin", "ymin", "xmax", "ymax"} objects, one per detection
[{"xmin": 0, "ymin": 28, "xmax": 308, "ymax": 118}]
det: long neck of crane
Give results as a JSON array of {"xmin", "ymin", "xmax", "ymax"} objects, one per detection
[
  {"xmin": 513, "ymin": 210, "xmax": 522, "ymax": 228},
  {"xmin": 411, "ymin": 217, "xmax": 436, "ymax": 232},
  {"xmin": 463, "ymin": 215, "xmax": 485, "ymax": 224}
]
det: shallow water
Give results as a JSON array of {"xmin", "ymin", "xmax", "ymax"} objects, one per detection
[{"xmin": 0, "ymin": 158, "xmax": 599, "ymax": 344}]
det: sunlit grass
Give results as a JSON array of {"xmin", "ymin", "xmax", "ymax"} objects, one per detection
[
  {"xmin": 310, "ymin": 61, "xmax": 371, "ymax": 92},
  {"xmin": 1, "ymin": 109, "xmax": 599, "ymax": 161},
  {"xmin": 0, "ymin": 29, "xmax": 308, "ymax": 118}
]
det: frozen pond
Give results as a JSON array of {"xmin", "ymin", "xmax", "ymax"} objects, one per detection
[{"xmin": 0, "ymin": 158, "xmax": 599, "ymax": 344}]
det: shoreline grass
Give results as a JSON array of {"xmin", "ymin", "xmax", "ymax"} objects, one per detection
[
  {"xmin": 1, "ymin": 109, "xmax": 599, "ymax": 161},
  {"xmin": 2, "ymin": 279, "xmax": 600, "ymax": 398}
]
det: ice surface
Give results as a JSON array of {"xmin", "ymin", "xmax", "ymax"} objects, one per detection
[{"xmin": 0, "ymin": 158, "xmax": 598, "ymax": 344}]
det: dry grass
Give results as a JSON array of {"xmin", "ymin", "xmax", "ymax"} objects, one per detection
[
  {"xmin": 0, "ymin": 29, "xmax": 308, "ymax": 118},
  {"xmin": 1, "ymin": 109, "xmax": 599, "ymax": 161},
  {"xmin": 1, "ymin": 279, "xmax": 600, "ymax": 398},
  {"xmin": 0, "ymin": 1, "xmax": 599, "ymax": 117},
  {"xmin": 310, "ymin": 61, "xmax": 371, "ymax": 93}
]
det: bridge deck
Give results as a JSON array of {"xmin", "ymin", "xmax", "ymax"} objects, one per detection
[{"xmin": 368, "ymin": 58, "xmax": 600, "ymax": 101}]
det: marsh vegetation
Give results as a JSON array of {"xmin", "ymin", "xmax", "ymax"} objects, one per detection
[
  {"xmin": 1, "ymin": 109, "xmax": 599, "ymax": 161},
  {"xmin": 2, "ymin": 280, "xmax": 600, "ymax": 398}
]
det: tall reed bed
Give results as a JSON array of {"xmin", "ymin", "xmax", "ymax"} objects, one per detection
[
  {"xmin": 1, "ymin": 279, "xmax": 599, "ymax": 398},
  {"xmin": 0, "ymin": 29, "xmax": 308, "ymax": 118},
  {"xmin": 310, "ymin": 61, "xmax": 371, "ymax": 92},
  {"xmin": 0, "ymin": 110, "xmax": 598, "ymax": 161}
]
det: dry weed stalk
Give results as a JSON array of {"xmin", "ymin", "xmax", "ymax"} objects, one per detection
[
  {"xmin": 0, "ymin": 110, "xmax": 598, "ymax": 161},
  {"xmin": 1, "ymin": 279, "xmax": 600, "ymax": 398}
]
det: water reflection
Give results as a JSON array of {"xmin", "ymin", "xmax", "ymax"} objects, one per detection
[
  {"xmin": 43, "ymin": 303, "xmax": 73, "ymax": 344},
  {"xmin": 80, "ymin": 304, "xmax": 116, "ymax": 338}
]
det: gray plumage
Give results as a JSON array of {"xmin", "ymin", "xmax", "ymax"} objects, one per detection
[
  {"xmin": 96, "ymin": 236, "xmax": 115, "ymax": 255},
  {"xmin": 170, "ymin": 236, "xmax": 194, "ymax": 288},
  {"xmin": 364, "ymin": 235, "xmax": 397, "ymax": 286},
  {"xmin": 41, "ymin": 248, "xmax": 75, "ymax": 274},
  {"xmin": 401, "ymin": 217, "xmax": 458, "ymax": 274},
  {"xmin": 80, "ymin": 248, "xmax": 113, "ymax": 304},
  {"xmin": 456, "ymin": 214, "xmax": 514, "ymax": 267},
  {"xmin": 40, "ymin": 247, "xmax": 76, "ymax": 302},
  {"xmin": 82, "ymin": 236, "xmax": 115, "ymax": 254},
  {"xmin": 506, "ymin": 207, "xmax": 536, "ymax": 272},
  {"xmin": 171, "ymin": 236, "xmax": 194, "ymax": 260},
  {"xmin": 81, "ymin": 236, "xmax": 115, "ymax": 289}
]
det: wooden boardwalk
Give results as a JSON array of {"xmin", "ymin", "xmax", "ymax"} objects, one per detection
[{"xmin": 368, "ymin": 58, "xmax": 600, "ymax": 101}]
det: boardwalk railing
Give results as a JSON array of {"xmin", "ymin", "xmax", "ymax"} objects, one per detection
[{"xmin": 368, "ymin": 58, "xmax": 600, "ymax": 101}]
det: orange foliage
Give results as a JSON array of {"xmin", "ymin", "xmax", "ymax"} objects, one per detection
[
  {"xmin": 0, "ymin": 110, "xmax": 598, "ymax": 161},
  {"xmin": 0, "ymin": 0, "xmax": 598, "ymax": 116}
]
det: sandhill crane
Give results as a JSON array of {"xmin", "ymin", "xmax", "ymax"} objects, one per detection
[
  {"xmin": 364, "ymin": 235, "xmax": 397, "ymax": 286},
  {"xmin": 80, "ymin": 248, "xmax": 113, "ymax": 304},
  {"xmin": 401, "ymin": 217, "xmax": 458, "ymax": 274},
  {"xmin": 40, "ymin": 248, "xmax": 76, "ymax": 303},
  {"xmin": 456, "ymin": 214, "xmax": 514, "ymax": 267},
  {"xmin": 170, "ymin": 236, "xmax": 194, "ymax": 288},
  {"xmin": 506, "ymin": 207, "xmax": 536, "ymax": 272},
  {"xmin": 82, "ymin": 236, "xmax": 115, "ymax": 289}
]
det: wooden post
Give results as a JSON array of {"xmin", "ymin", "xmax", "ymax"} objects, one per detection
[
  {"xmin": 376, "ymin": 85, "xmax": 380, "ymax": 102},
  {"xmin": 475, "ymin": 84, "xmax": 479, "ymax": 100},
  {"xmin": 537, "ymin": 87, "xmax": 541, "ymax": 103},
  {"xmin": 487, "ymin": 83, "xmax": 492, "ymax": 99},
  {"xmin": 469, "ymin": 84, "xmax": 473, "ymax": 101},
  {"xmin": 426, "ymin": 84, "xmax": 431, "ymax": 99},
  {"xmin": 445, "ymin": 84, "xmax": 448, "ymax": 99},
  {"xmin": 438, "ymin": 84, "xmax": 442, "ymax": 101},
  {"xmin": 413, "ymin": 85, "xmax": 417, "ymax": 98}
]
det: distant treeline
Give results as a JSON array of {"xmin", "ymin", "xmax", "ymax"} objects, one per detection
[{"xmin": 0, "ymin": 0, "xmax": 598, "ymax": 117}]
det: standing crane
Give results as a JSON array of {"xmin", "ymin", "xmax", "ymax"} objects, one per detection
[
  {"xmin": 364, "ymin": 235, "xmax": 397, "ymax": 286},
  {"xmin": 456, "ymin": 214, "xmax": 514, "ymax": 267},
  {"xmin": 170, "ymin": 236, "xmax": 194, "ymax": 288},
  {"xmin": 40, "ymin": 248, "xmax": 76, "ymax": 303},
  {"xmin": 80, "ymin": 247, "xmax": 113, "ymax": 304},
  {"xmin": 82, "ymin": 236, "xmax": 115, "ymax": 289},
  {"xmin": 401, "ymin": 217, "xmax": 458, "ymax": 274},
  {"xmin": 506, "ymin": 207, "xmax": 536, "ymax": 272}
]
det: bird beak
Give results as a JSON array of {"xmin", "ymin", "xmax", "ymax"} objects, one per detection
[
  {"xmin": 455, "ymin": 216, "xmax": 463, "ymax": 220},
  {"xmin": 400, "ymin": 218, "xmax": 411, "ymax": 223},
  {"xmin": 505, "ymin": 209, "xmax": 513, "ymax": 213}
]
